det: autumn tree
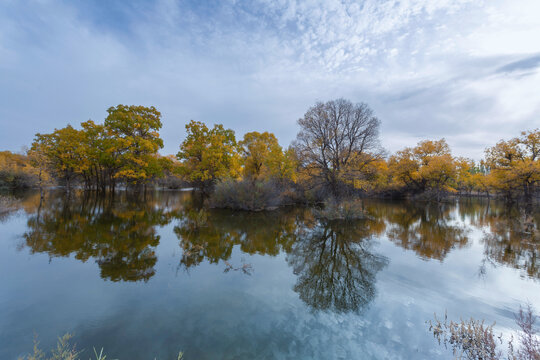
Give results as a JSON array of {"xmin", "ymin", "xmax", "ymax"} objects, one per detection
[
  {"xmin": 27, "ymin": 144, "xmax": 50, "ymax": 196},
  {"xmin": 32, "ymin": 125, "xmax": 87, "ymax": 190},
  {"xmin": 353, "ymin": 157, "xmax": 390, "ymax": 192},
  {"xmin": 29, "ymin": 105, "xmax": 167, "ymax": 192},
  {"xmin": 239, "ymin": 131, "xmax": 297, "ymax": 182},
  {"xmin": 0, "ymin": 151, "xmax": 40, "ymax": 190},
  {"xmin": 485, "ymin": 129, "xmax": 539, "ymax": 200},
  {"xmin": 388, "ymin": 139, "xmax": 457, "ymax": 199},
  {"xmin": 104, "ymin": 105, "xmax": 164, "ymax": 187},
  {"xmin": 79, "ymin": 120, "xmax": 109, "ymax": 190},
  {"xmin": 294, "ymin": 99, "xmax": 382, "ymax": 197},
  {"xmin": 177, "ymin": 120, "xmax": 240, "ymax": 192}
]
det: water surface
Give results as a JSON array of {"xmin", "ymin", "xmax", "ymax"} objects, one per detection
[{"xmin": 0, "ymin": 191, "xmax": 539, "ymax": 359}]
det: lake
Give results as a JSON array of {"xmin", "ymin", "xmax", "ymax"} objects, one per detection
[{"xmin": 0, "ymin": 191, "xmax": 539, "ymax": 359}]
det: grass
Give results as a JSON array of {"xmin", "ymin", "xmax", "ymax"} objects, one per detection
[
  {"xmin": 19, "ymin": 333, "xmax": 184, "ymax": 360},
  {"xmin": 428, "ymin": 304, "xmax": 540, "ymax": 360}
]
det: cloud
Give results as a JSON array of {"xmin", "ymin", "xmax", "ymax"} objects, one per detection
[
  {"xmin": 0, "ymin": 0, "xmax": 539, "ymax": 159},
  {"xmin": 496, "ymin": 54, "xmax": 540, "ymax": 74}
]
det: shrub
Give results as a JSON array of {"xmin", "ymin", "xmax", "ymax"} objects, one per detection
[{"xmin": 209, "ymin": 179, "xmax": 283, "ymax": 211}]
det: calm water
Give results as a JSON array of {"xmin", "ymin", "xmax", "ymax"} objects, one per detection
[{"xmin": 0, "ymin": 191, "xmax": 539, "ymax": 359}]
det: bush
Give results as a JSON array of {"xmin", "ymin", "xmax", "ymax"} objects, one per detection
[{"xmin": 209, "ymin": 179, "xmax": 283, "ymax": 211}]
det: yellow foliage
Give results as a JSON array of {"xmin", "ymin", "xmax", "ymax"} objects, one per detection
[
  {"xmin": 239, "ymin": 131, "xmax": 297, "ymax": 182},
  {"xmin": 388, "ymin": 139, "xmax": 457, "ymax": 194},
  {"xmin": 177, "ymin": 120, "xmax": 241, "ymax": 190},
  {"xmin": 0, "ymin": 151, "xmax": 46, "ymax": 189},
  {"xmin": 485, "ymin": 129, "xmax": 539, "ymax": 197}
]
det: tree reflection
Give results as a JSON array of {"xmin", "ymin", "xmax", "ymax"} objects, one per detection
[
  {"xmin": 382, "ymin": 202, "xmax": 470, "ymax": 260},
  {"xmin": 174, "ymin": 203, "xmax": 388, "ymax": 312},
  {"xmin": 174, "ymin": 206, "xmax": 308, "ymax": 270},
  {"xmin": 23, "ymin": 191, "xmax": 184, "ymax": 281},
  {"xmin": 287, "ymin": 219, "xmax": 388, "ymax": 313},
  {"xmin": 477, "ymin": 203, "xmax": 540, "ymax": 279}
]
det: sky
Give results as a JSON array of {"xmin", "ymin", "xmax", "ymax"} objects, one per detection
[{"xmin": 0, "ymin": 0, "xmax": 539, "ymax": 159}]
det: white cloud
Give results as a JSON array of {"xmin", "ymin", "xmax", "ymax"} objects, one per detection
[{"xmin": 0, "ymin": 0, "xmax": 539, "ymax": 158}]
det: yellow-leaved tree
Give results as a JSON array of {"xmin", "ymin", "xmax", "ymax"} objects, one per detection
[
  {"xmin": 32, "ymin": 125, "xmax": 87, "ymax": 190},
  {"xmin": 485, "ymin": 129, "xmax": 539, "ymax": 199},
  {"xmin": 239, "ymin": 131, "xmax": 296, "ymax": 182},
  {"xmin": 388, "ymin": 139, "xmax": 457, "ymax": 199},
  {"xmin": 177, "ymin": 120, "xmax": 241, "ymax": 192},
  {"xmin": 104, "ymin": 105, "xmax": 164, "ymax": 186}
]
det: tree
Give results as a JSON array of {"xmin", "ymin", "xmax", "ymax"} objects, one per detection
[
  {"xmin": 454, "ymin": 157, "xmax": 476, "ymax": 195},
  {"xmin": 32, "ymin": 125, "xmax": 87, "ymax": 191},
  {"xmin": 176, "ymin": 120, "xmax": 240, "ymax": 192},
  {"xmin": 239, "ymin": 131, "xmax": 297, "ymax": 182},
  {"xmin": 269, "ymin": 146, "xmax": 298, "ymax": 183},
  {"xmin": 104, "ymin": 105, "xmax": 164, "ymax": 187},
  {"xmin": 485, "ymin": 129, "xmax": 539, "ymax": 200},
  {"xmin": 239, "ymin": 131, "xmax": 280, "ymax": 179},
  {"xmin": 79, "ymin": 120, "xmax": 109, "ymax": 190},
  {"xmin": 294, "ymin": 98, "xmax": 382, "ymax": 197},
  {"xmin": 0, "ymin": 151, "xmax": 40, "ymax": 190},
  {"xmin": 388, "ymin": 139, "xmax": 457, "ymax": 199},
  {"xmin": 27, "ymin": 144, "xmax": 49, "ymax": 197}
]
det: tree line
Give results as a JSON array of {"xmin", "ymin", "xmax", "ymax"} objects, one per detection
[{"xmin": 0, "ymin": 99, "xmax": 538, "ymax": 203}]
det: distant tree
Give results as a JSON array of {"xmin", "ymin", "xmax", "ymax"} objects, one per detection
[
  {"xmin": 27, "ymin": 144, "xmax": 50, "ymax": 196},
  {"xmin": 388, "ymin": 139, "xmax": 457, "ymax": 199},
  {"xmin": 0, "ymin": 151, "xmax": 40, "ymax": 190},
  {"xmin": 32, "ymin": 125, "xmax": 86, "ymax": 191},
  {"xmin": 485, "ymin": 129, "xmax": 539, "ymax": 200},
  {"xmin": 454, "ymin": 157, "xmax": 477, "ymax": 195},
  {"xmin": 177, "ymin": 120, "xmax": 240, "ymax": 192},
  {"xmin": 294, "ymin": 98, "xmax": 382, "ymax": 197},
  {"xmin": 30, "ymin": 105, "xmax": 166, "ymax": 192},
  {"xmin": 239, "ymin": 131, "xmax": 297, "ymax": 182},
  {"xmin": 104, "ymin": 105, "xmax": 164, "ymax": 187},
  {"xmin": 239, "ymin": 131, "xmax": 280, "ymax": 179}
]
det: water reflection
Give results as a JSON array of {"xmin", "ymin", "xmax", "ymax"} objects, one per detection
[
  {"xmin": 173, "ymin": 205, "xmax": 388, "ymax": 312},
  {"xmin": 22, "ymin": 191, "xmax": 184, "ymax": 281},
  {"xmin": 378, "ymin": 202, "xmax": 470, "ymax": 261},
  {"xmin": 477, "ymin": 203, "xmax": 539, "ymax": 279},
  {"xmin": 174, "ymin": 206, "xmax": 307, "ymax": 269},
  {"xmin": 287, "ymin": 220, "xmax": 388, "ymax": 313},
  {"xmin": 16, "ymin": 191, "xmax": 540, "ymax": 301}
]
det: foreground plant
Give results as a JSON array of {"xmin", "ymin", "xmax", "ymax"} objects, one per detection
[
  {"xmin": 19, "ymin": 333, "xmax": 184, "ymax": 360},
  {"xmin": 428, "ymin": 305, "xmax": 540, "ymax": 360}
]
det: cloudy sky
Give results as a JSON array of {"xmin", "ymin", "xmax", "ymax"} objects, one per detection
[{"xmin": 1, "ymin": 0, "xmax": 539, "ymax": 159}]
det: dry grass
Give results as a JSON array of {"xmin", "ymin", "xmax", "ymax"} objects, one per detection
[
  {"xmin": 19, "ymin": 333, "xmax": 184, "ymax": 360},
  {"xmin": 429, "ymin": 305, "xmax": 540, "ymax": 360}
]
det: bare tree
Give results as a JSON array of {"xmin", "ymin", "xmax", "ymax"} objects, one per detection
[{"xmin": 294, "ymin": 98, "xmax": 383, "ymax": 197}]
